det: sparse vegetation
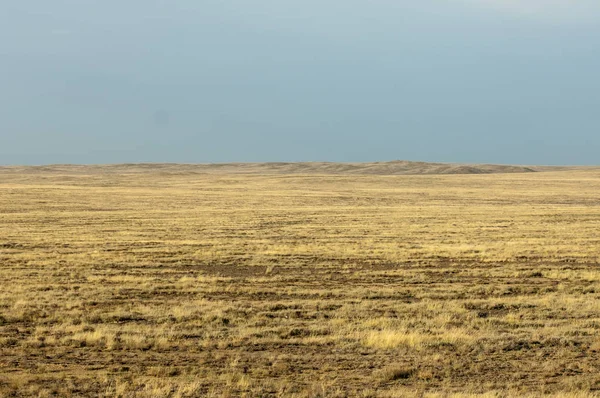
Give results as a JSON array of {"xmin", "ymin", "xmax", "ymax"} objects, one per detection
[{"xmin": 0, "ymin": 165, "xmax": 599, "ymax": 397}]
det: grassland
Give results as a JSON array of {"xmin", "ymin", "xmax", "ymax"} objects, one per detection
[{"xmin": 0, "ymin": 164, "xmax": 599, "ymax": 397}]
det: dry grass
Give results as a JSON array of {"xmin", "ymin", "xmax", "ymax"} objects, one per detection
[{"xmin": 0, "ymin": 165, "xmax": 599, "ymax": 397}]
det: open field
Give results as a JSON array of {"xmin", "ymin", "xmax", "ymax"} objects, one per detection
[{"xmin": 1, "ymin": 164, "xmax": 600, "ymax": 397}]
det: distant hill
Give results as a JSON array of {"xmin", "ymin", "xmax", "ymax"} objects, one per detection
[
  {"xmin": 2, "ymin": 160, "xmax": 594, "ymax": 176},
  {"xmin": 167, "ymin": 161, "xmax": 540, "ymax": 175}
]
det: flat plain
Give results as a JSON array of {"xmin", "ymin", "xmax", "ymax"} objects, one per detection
[{"xmin": 1, "ymin": 163, "xmax": 599, "ymax": 397}]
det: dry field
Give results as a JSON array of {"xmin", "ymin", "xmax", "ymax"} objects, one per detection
[{"xmin": 0, "ymin": 164, "xmax": 599, "ymax": 397}]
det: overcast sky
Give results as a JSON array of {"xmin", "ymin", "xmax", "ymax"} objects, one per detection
[{"xmin": 1, "ymin": 0, "xmax": 599, "ymax": 165}]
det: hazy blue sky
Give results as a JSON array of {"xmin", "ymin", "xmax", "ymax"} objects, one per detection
[{"xmin": 1, "ymin": 0, "xmax": 599, "ymax": 165}]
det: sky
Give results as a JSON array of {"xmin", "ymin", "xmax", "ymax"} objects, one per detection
[{"xmin": 1, "ymin": 0, "xmax": 599, "ymax": 165}]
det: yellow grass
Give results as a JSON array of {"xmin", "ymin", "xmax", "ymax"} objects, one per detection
[{"xmin": 0, "ymin": 165, "xmax": 599, "ymax": 396}]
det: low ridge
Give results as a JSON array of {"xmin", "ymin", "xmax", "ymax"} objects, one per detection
[{"xmin": 1, "ymin": 161, "xmax": 592, "ymax": 175}]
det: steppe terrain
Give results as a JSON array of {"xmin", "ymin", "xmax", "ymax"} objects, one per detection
[{"xmin": 1, "ymin": 162, "xmax": 599, "ymax": 397}]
